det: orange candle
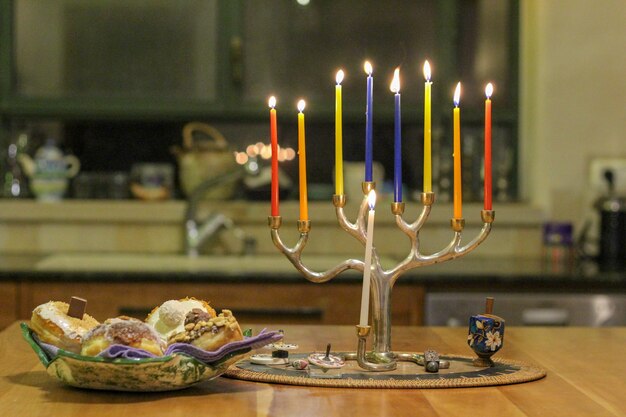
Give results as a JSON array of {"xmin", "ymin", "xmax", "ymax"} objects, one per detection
[
  {"xmin": 297, "ymin": 99, "xmax": 308, "ymax": 221},
  {"xmin": 269, "ymin": 96, "xmax": 279, "ymax": 216},
  {"xmin": 453, "ymin": 82, "xmax": 462, "ymax": 219},
  {"xmin": 484, "ymin": 83, "xmax": 493, "ymax": 210}
]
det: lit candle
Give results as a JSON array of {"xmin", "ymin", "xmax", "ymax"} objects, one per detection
[
  {"xmin": 269, "ymin": 96, "xmax": 279, "ymax": 216},
  {"xmin": 335, "ymin": 70, "xmax": 344, "ymax": 195},
  {"xmin": 453, "ymin": 82, "xmax": 462, "ymax": 219},
  {"xmin": 390, "ymin": 68, "xmax": 402, "ymax": 203},
  {"xmin": 364, "ymin": 61, "xmax": 374, "ymax": 182},
  {"xmin": 359, "ymin": 190, "xmax": 377, "ymax": 326},
  {"xmin": 297, "ymin": 99, "xmax": 308, "ymax": 221},
  {"xmin": 423, "ymin": 61, "xmax": 432, "ymax": 193},
  {"xmin": 484, "ymin": 83, "xmax": 493, "ymax": 210}
]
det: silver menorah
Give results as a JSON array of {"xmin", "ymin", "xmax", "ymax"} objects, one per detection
[{"xmin": 268, "ymin": 182, "xmax": 494, "ymax": 371}]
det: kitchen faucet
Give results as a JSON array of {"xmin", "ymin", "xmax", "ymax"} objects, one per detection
[{"xmin": 184, "ymin": 162, "xmax": 258, "ymax": 257}]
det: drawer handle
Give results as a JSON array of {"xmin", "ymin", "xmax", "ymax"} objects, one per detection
[
  {"xmin": 228, "ymin": 307, "xmax": 323, "ymax": 319},
  {"xmin": 522, "ymin": 308, "xmax": 569, "ymax": 326},
  {"xmin": 119, "ymin": 307, "xmax": 324, "ymax": 320},
  {"xmin": 118, "ymin": 307, "xmax": 153, "ymax": 318}
]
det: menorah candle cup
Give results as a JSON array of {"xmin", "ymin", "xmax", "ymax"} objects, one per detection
[{"xmin": 467, "ymin": 297, "xmax": 505, "ymax": 367}]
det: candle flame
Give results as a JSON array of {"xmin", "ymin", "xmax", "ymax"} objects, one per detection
[
  {"xmin": 367, "ymin": 190, "xmax": 377, "ymax": 210},
  {"xmin": 268, "ymin": 96, "xmax": 276, "ymax": 109},
  {"xmin": 336, "ymin": 69, "xmax": 344, "ymax": 85},
  {"xmin": 297, "ymin": 99, "xmax": 306, "ymax": 113},
  {"xmin": 453, "ymin": 82, "xmax": 461, "ymax": 107},
  {"xmin": 423, "ymin": 60, "xmax": 431, "ymax": 81},
  {"xmin": 364, "ymin": 61, "xmax": 373, "ymax": 76},
  {"xmin": 485, "ymin": 82, "xmax": 493, "ymax": 98},
  {"xmin": 390, "ymin": 68, "xmax": 400, "ymax": 93}
]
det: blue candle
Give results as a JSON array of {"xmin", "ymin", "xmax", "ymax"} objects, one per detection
[
  {"xmin": 390, "ymin": 68, "xmax": 402, "ymax": 202},
  {"xmin": 364, "ymin": 61, "xmax": 373, "ymax": 182}
]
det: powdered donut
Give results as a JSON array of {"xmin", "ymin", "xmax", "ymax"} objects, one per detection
[
  {"xmin": 81, "ymin": 316, "xmax": 165, "ymax": 357},
  {"xmin": 30, "ymin": 301, "xmax": 99, "ymax": 353}
]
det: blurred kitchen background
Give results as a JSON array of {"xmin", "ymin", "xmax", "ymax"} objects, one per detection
[{"xmin": 0, "ymin": 0, "xmax": 625, "ymax": 328}]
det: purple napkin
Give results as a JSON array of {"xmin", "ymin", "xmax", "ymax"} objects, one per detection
[{"xmin": 34, "ymin": 329, "xmax": 282, "ymax": 365}]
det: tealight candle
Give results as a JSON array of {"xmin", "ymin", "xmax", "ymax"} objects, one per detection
[
  {"xmin": 359, "ymin": 190, "xmax": 377, "ymax": 326},
  {"xmin": 269, "ymin": 96, "xmax": 279, "ymax": 216},
  {"xmin": 453, "ymin": 82, "xmax": 462, "ymax": 219},
  {"xmin": 297, "ymin": 99, "xmax": 308, "ymax": 221}
]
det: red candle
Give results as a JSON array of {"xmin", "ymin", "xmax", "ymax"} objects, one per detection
[
  {"xmin": 269, "ymin": 96, "xmax": 279, "ymax": 216},
  {"xmin": 484, "ymin": 84, "xmax": 493, "ymax": 210}
]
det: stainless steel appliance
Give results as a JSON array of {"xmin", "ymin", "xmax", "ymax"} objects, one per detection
[
  {"xmin": 595, "ymin": 168, "xmax": 626, "ymax": 270},
  {"xmin": 425, "ymin": 292, "xmax": 626, "ymax": 326}
]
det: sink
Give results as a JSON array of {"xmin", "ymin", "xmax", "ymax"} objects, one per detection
[{"xmin": 35, "ymin": 253, "xmax": 368, "ymax": 275}]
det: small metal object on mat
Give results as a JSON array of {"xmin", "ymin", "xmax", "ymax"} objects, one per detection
[{"xmin": 424, "ymin": 349, "xmax": 440, "ymax": 373}]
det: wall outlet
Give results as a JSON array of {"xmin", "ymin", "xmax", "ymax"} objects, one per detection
[{"xmin": 589, "ymin": 158, "xmax": 626, "ymax": 196}]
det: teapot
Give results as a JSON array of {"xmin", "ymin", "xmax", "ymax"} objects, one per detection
[{"xmin": 18, "ymin": 139, "xmax": 80, "ymax": 201}]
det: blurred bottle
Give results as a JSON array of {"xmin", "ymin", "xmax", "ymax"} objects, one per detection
[
  {"xmin": 595, "ymin": 169, "xmax": 626, "ymax": 271},
  {"xmin": 542, "ymin": 222, "xmax": 575, "ymax": 273},
  {"xmin": 2, "ymin": 124, "xmax": 31, "ymax": 198}
]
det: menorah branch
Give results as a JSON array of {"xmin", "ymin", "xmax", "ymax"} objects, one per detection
[{"xmin": 269, "ymin": 216, "xmax": 364, "ymax": 284}]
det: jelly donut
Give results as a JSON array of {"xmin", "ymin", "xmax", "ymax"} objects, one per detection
[
  {"xmin": 81, "ymin": 316, "xmax": 165, "ymax": 357},
  {"xmin": 145, "ymin": 297, "xmax": 217, "ymax": 341},
  {"xmin": 30, "ymin": 301, "xmax": 99, "ymax": 353},
  {"xmin": 169, "ymin": 309, "xmax": 243, "ymax": 351}
]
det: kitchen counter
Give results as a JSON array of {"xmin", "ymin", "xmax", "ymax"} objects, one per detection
[
  {"xmin": 1, "ymin": 253, "xmax": 624, "ymax": 289},
  {"xmin": 1, "ymin": 321, "xmax": 624, "ymax": 416},
  {"xmin": 0, "ymin": 199, "xmax": 545, "ymax": 258}
]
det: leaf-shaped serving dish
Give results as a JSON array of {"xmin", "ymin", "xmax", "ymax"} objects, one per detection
[{"xmin": 21, "ymin": 323, "xmax": 277, "ymax": 392}]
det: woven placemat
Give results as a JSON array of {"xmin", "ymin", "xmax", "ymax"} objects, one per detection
[{"xmin": 224, "ymin": 353, "xmax": 546, "ymax": 389}]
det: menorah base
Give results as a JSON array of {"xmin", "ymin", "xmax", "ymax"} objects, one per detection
[
  {"xmin": 353, "ymin": 325, "xmax": 451, "ymax": 371},
  {"xmin": 355, "ymin": 325, "xmax": 397, "ymax": 371}
]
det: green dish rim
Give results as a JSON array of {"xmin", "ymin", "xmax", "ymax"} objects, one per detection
[{"xmin": 20, "ymin": 322, "xmax": 249, "ymax": 368}]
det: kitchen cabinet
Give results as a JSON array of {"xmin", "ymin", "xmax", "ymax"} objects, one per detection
[
  {"xmin": 0, "ymin": 0, "xmax": 521, "ymax": 202},
  {"xmin": 0, "ymin": 282, "xmax": 18, "ymax": 329},
  {"xmin": 1, "ymin": 0, "xmax": 519, "ymax": 121},
  {"xmin": 17, "ymin": 281, "xmax": 425, "ymax": 326}
]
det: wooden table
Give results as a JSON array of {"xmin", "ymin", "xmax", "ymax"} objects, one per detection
[{"xmin": 1, "ymin": 322, "xmax": 624, "ymax": 417}]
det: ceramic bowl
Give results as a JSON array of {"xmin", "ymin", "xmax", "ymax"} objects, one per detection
[{"xmin": 21, "ymin": 323, "xmax": 251, "ymax": 391}]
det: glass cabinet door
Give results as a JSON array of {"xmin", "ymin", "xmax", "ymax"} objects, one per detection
[
  {"xmin": 14, "ymin": 0, "xmax": 218, "ymax": 100},
  {"xmin": 241, "ymin": 0, "xmax": 437, "ymax": 112}
]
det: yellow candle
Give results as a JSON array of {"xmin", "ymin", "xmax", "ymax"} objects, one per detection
[
  {"xmin": 453, "ymin": 82, "xmax": 462, "ymax": 219},
  {"xmin": 423, "ymin": 61, "xmax": 432, "ymax": 193},
  {"xmin": 335, "ymin": 70, "xmax": 344, "ymax": 195},
  {"xmin": 297, "ymin": 99, "xmax": 308, "ymax": 221}
]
